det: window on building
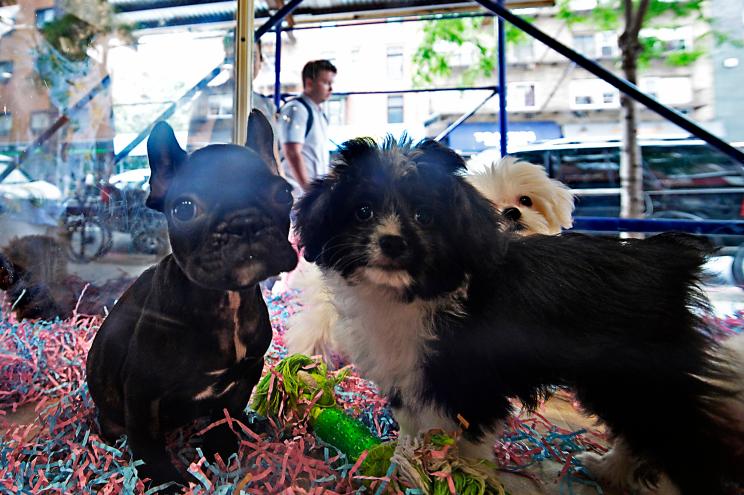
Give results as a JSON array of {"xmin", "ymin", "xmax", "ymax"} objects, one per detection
[
  {"xmin": 665, "ymin": 37, "xmax": 687, "ymax": 52},
  {"xmin": 597, "ymin": 32, "xmax": 617, "ymax": 58},
  {"xmin": 508, "ymin": 83, "xmax": 538, "ymax": 110},
  {"xmin": 570, "ymin": 79, "xmax": 619, "ymax": 109},
  {"xmin": 640, "ymin": 77, "xmax": 692, "ymax": 105},
  {"xmin": 573, "ymin": 34, "xmax": 595, "ymax": 57},
  {"xmin": 642, "ymin": 77, "xmax": 659, "ymax": 99},
  {"xmin": 35, "ymin": 8, "xmax": 55, "ymax": 29},
  {"xmin": 326, "ymin": 96, "xmax": 346, "ymax": 126},
  {"xmin": 387, "ymin": 46, "xmax": 404, "ymax": 79},
  {"xmin": 0, "ymin": 61, "xmax": 12, "ymax": 84},
  {"xmin": 642, "ymin": 27, "xmax": 692, "ymax": 53},
  {"xmin": 569, "ymin": 0, "xmax": 598, "ymax": 10},
  {"xmin": 0, "ymin": 113, "xmax": 12, "ymax": 136},
  {"xmin": 30, "ymin": 111, "xmax": 53, "ymax": 134},
  {"xmin": 449, "ymin": 43, "xmax": 476, "ymax": 67},
  {"xmin": 387, "ymin": 95, "xmax": 404, "ymax": 124},
  {"xmin": 509, "ymin": 40, "xmax": 535, "ymax": 63}
]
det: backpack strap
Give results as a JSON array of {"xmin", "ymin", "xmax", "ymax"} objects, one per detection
[{"xmin": 293, "ymin": 97, "xmax": 314, "ymax": 138}]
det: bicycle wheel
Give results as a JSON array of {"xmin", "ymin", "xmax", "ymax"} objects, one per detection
[{"xmin": 65, "ymin": 216, "xmax": 113, "ymax": 263}]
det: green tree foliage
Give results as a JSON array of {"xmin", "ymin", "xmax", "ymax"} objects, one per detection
[
  {"xmin": 38, "ymin": 0, "xmax": 132, "ymax": 63},
  {"xmin": 555, "ymin": 0, "xmax": 727, "ymax": 68},
  {"xmin": 413, "ymin": 1, "xmax": 738, "ymax": 85},
  {"xmin": 412, "ymin": 16, "xmax": 532, "ymax": 87}
]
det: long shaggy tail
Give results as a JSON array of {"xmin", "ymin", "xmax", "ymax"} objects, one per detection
[{"xmin": 284, "ymin": 259, "xmax": 339, "ymax": 363}]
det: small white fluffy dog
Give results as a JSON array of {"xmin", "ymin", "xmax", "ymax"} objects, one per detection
[{"xmin": 285, "ymin": 157, "xmax": 575, "ymax": 361}]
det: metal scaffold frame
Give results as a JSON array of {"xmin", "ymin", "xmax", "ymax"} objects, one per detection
[{"xmin": 5, "ymin": 0, "xmax": 744, "ymax": 239}]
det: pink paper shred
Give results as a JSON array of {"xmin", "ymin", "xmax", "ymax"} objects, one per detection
[{"xmin": 1, "ymin": 289, "xmax": 742, "ymax": 494}]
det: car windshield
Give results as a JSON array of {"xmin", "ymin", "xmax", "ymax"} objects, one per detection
[{"xmin": 512, "ymin": 141, "xmax": 744, "ymax": 190}]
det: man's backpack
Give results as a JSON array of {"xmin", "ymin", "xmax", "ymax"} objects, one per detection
[{"xmin": 286, "ymin": 96, "xmax": 313, "ymax": 138}]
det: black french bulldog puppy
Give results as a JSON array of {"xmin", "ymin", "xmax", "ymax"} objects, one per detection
[{"xmin": 86, "ymin": 110, "xmax": 298, "ymax": 488}]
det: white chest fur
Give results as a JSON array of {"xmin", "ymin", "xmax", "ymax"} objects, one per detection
[{"xmin": 325, "ymin": 272, "xmax": 433, "ymax": 398}]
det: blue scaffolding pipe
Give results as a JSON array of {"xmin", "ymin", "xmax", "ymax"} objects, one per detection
[
  {"xmin": 267, "ymin": 11, "xmax": 495, "ymax": 32},
  {"xmin": 255, "ymin": 0, "xmax": 303, "ymax": 39},
  {"xmin": 497, "ymin": 0, "xmax": 507, "ymax": 157},
  {"xmin": 329, "ymin": 85, "xmax": 498, "ymax": 98},
  {"xmin": 572, "ymin": 217, "xmax": 744, "ymax": 236},
  {"xmin": 435, "ymin": 89, "xmax": 499, "ymax": 142},
  {"xmin": 274, "ymin": 24, "xmax": 283, "ymax": 110},
  {"xmin": 473, "ymin": 0, "xmax": 744, "ymax": 165}
]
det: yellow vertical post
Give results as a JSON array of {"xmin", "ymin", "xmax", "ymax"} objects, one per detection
[{"xmin": 233, "ymin": 0, "xmax": 255, "ymax": 144}]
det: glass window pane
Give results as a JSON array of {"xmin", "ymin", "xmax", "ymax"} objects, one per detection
[
  {"xmin": 0, "ymin": 113, "xmax": 11, "ymax": 135},
  {"xmin": 0, "ymin": 61, "xmax": 12, "ymax": 84},
  {"xmin": 387, "ymin": 95, "xmax": 403, "ymax": 123},
  {"xmin": 387, "ymin": 46, "xmax": 403, "ymax": 79}
]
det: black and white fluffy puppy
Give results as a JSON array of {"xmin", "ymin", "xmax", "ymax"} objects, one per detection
[
  {"xmin": 293, "ymin": 137, "xmax": 743, "ymax": 495},
  {"xmin": 284, "ymin": 156, "xmax": 575, "ymax": 361}
]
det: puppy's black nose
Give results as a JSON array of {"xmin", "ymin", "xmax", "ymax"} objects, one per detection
[
  {"xmin": 502, "ymin": 207, "xmax": 521, "ymax": 221},
  {"xmin": 379, "ymin": 235, "xmax": 408, "ymax": 259}
]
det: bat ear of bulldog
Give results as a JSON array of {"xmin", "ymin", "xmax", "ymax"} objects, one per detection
[
  {"xmin": 146, "ymin": 121, "xmax": 187, "ymax": 212},
  {"xmin": 246, "ymin": 109, "xmax": 279, "ymax": 175}
]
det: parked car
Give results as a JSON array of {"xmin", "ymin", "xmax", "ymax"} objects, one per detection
[
  {"xmin": 0, "ymin": 158, "xmax": 64, "ymax": 227},
  {"xmin": 108, "ymin": 168, "xmax": 150, "ymax": 192},
  {"xmin": 0, "ymin": 160, "xmax": 63, "ymax": 202}
]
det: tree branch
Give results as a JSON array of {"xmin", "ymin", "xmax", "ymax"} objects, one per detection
[
  {"xmin": 623, "ymin": 0, "xmax": 634, "ymax": 35},
  {"xmin": 630, "ymin": 0, "xmax": 651, "ymax": 38}
]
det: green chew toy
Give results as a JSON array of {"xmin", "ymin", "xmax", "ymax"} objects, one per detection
[
  {"xmin": 310, "ymin": 406, "xmax": 382, "ymax": 460},
  {"xmin": 252, "ymin": 354, "xmax": 505, "ymax": 495},
  {"xmin": 252, "ymin": 353, "xmax": 379, "ymax": 461}
]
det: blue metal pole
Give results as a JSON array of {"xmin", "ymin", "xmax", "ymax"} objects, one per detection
[
  {"xmin": 572, "ymin": 216, "xmax": 744, "ymax": 235},
  {"xmin": 332, "ymin": 85, "xmax": 497, "ymax": 96},
  {"xmin": 497, "ymin": 0, "xmax": 507, "ymax": 158},
  {"xmin": 274, "ymin": 25, "xmax": 282, "ymax": 109},
  {"xmin": 255, "ymin": 0, "xmax": 303, "ymax": 39}
]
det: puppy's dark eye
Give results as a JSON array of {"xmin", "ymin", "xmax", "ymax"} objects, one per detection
[
  {"xmin": 519, "ymin": 196, "xmax": 533, "ymax": 207},
  {"xmin": 414, "ymin": 209, "xmax": 433, "ymax": 226},
  {"xmin": 274, "ymin": 186, "xmax": 293, "ymax": 206},
  {"xmin": 172, "ymin": 199, "xmax": 198, "ymax": 222},
  {"xmin": 355, "ymin": 204, "xmax": 374, "ymax": 222}
]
